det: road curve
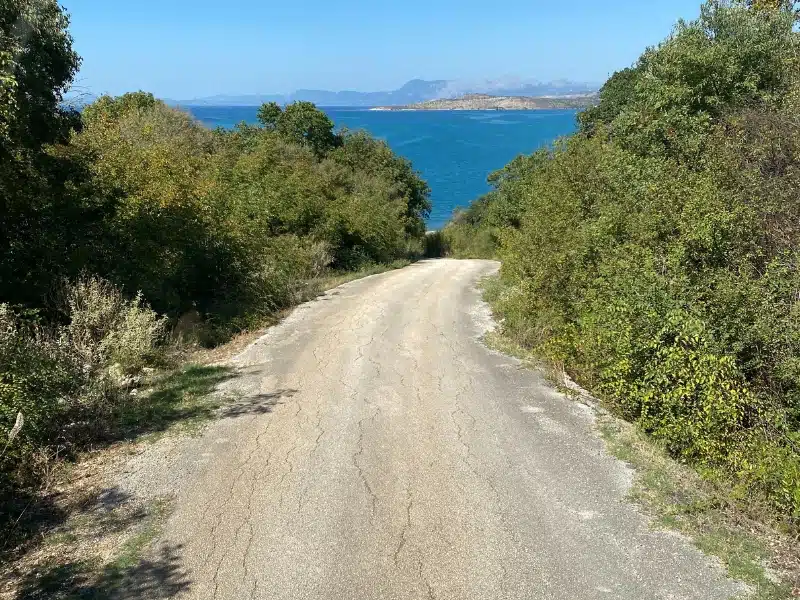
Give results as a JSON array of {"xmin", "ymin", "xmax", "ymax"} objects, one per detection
[{"xmin": 124, "ymin": 259, "xmax": 742, "ymax": 600}]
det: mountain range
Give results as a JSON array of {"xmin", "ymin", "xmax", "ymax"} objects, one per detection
[{"xmin": 176, "ymin": 78, "xmax": 599, "ymax": 107}]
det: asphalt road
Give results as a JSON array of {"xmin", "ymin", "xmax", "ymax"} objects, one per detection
[{"xmin": 125, "ymin": 259, "xmax": 742, "ymax": 600}]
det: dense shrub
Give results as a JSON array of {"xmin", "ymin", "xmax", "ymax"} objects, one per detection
[
  {"xmin": 63, "ymin": 277, "xmax": 167, "ymax": 376},
  {"xmin": 424, "ymin": 231, "xmax": 448, "ymax": 258},
  {"xmin": 0, "ymin": 278, "xmax": 164, "ymax": 496},
  {"xmin": 454, "ymin": 1, "xmax": 800, "ymax": 523},
  {"xmin": 0, "ymin": 304, "xmax": 85, "ymax": 493}
]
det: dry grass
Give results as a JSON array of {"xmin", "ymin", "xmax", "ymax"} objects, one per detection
[{"xmin": 597, "ymin": 416, "xmax": 798, "ymax": 599}]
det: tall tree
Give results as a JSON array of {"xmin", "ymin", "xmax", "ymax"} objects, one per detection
[
  {"xmin": 256, "ymin": 101, "xmax": 282, "ymax": 130},
  {"xmin": 277, "ymin": 102, "xmax": 339, "ymax": 157},
  {"xmin": 0, "ymin": 0, "xmax": 81, "ymax": 151},
  {"xmin": 256, "ymin": 101, "xmax": 339, "ymax": 157},
  {"xmin": 0, "ymin": 0, "xmax": 95, "ymax": 309}
]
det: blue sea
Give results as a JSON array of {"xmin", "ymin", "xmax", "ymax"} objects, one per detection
[{"xmin": 185, "ymin": 106, "xmax": 578, "ymax": 229}]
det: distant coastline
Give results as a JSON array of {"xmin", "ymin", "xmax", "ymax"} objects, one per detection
[{"xmin": 370, "ymin": 93, "xmax": 598, "ymax": 112}]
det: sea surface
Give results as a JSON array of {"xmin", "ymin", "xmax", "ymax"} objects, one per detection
[{"xmin": 185, "ymin": 106, "xmax": 578, "ymax": 229}]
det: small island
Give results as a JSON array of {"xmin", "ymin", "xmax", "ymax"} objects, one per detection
[{"xmin": 370, "ymin": 93, "xmax": 598, "ymax": 111}]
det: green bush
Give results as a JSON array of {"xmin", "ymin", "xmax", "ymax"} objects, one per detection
[
  {"xmin": 63, "ymin": 276, "xmax": 167, "ymax": 376},
  {"xmin": 441, "ymin": 223, "xmax": 496, "ymax": 259},
  {"xmin": 424, "ymin": 231, "xmax": 448, "ymax": 258},
  {"xmin": 0, "ymin": 278, "xmax": 167, "ymax": 496},
  {"xmin": 455, "ymin": 1, "xmax": 800, "ymax": 523},
  {"xmin": 439, "ymin": 195, "xmax": 500, "ymax": 258},
  {"xmin": 236, "ymin": 235, "xmax": 335, "ymax": 324},
  {"xmin": 0, "ymin": 304, "xmax": 85, "ymax": 493},
  {"xmin": 64, "ymin": 95, "xmax": 429, "ymax": 325}
]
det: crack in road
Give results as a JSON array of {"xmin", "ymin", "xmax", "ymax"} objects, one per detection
[
  {"xmin": 393, "ymin": 490, "xmax": 413, "ymax": 567},
  {"xmin": 130, "ymin": 260, "xmax": 744, "ymax": 600}
]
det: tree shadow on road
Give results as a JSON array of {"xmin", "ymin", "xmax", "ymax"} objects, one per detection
[
  {"xmin": 218, "ymin": 388, "xmax": 298, "ymax": 418},
  {"xmin": 8, "ymin": 483, "xmax": 190, "ymax": 600},
  {"xmin": 2, "ymin": 366, "xmax": 235, "ymax": 555},
  {"xmin": 114, "ymin": 364, "xmax": 237, "ymax": 438},
  {"xmin": 3, "ymin": 365, "xmax": 238, "ymax": 599}
]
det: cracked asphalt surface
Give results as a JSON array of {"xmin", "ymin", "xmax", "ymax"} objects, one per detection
[{"xmin": 125, "ymin": 259, "xmax": 743, "ymax": 600}]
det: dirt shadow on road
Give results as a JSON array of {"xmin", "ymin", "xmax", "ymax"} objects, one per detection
[
  {"xmin": 8, "ymin": 483, "xmax": 190, "ymax": 599},
  {"xmin": 4, "ymin": 368, "xmax": 299, "ymax": 600}
]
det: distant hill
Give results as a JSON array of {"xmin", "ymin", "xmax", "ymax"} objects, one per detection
[
  {"xmin": 372, "ymin": 93, "xmax": 599, "ymax": 111},
  {"xmin": 178, "ymin": 78, "xmax": 599, "ymax": 107}
]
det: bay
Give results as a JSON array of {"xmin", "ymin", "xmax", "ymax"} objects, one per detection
[{"xmin": 184, "ymin": 106, "xmax": 578, "ymax": 229}]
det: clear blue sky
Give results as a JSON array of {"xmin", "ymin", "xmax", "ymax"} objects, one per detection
[{"xmin": 61, "ymin": 0, "xmax": 704, "ymax": 100}]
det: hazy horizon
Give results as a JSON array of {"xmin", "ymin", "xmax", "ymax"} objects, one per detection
[
  {"xmin": 61, "ymin": 0, "xmax": 705, "ymax": 100},
  {"xmin": 171, "ymin": 77, "xmax": 601, "ymax": 100}
]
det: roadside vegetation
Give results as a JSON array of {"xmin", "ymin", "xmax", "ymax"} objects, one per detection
[
  {"xmin": 0, "ymin": 0, "xmax": 430, "ymax": 558},
  {"xmin": 445, "ymin": 0, "xmax": 800, "ymax": 547},
  {"xmin": 428, "ymin": 195, "xmax": 499, "ymax": 259}
]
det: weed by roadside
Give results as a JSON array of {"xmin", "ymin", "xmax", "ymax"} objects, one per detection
[{"xmin": 599, "ymin": 417, "xmax": 798, "ymax": 600}]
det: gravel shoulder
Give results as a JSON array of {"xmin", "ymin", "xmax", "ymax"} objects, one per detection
[{"xmin": 114, "ymin": 259, "xmax": 745, "ymax": 600}]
